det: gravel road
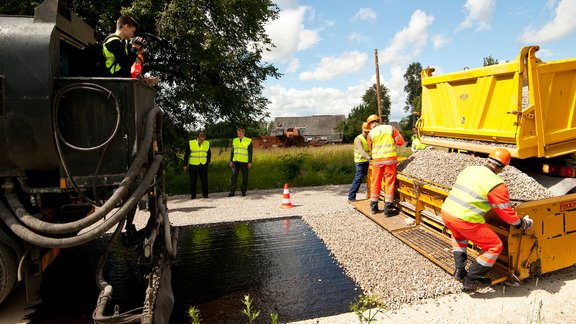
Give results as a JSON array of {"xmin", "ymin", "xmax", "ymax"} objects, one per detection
[{"xmin": 135, "ymin": 184, "xmax": 576, "ymax": 323}]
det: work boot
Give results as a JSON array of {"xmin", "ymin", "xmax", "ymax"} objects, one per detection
[
  {"xmin": 384, "ymin": 202, "xmax": 399, "ymax": 217},
  {"xmin": 454, "ymin": 268, "xmax": 467, "ymax": 283},
  {"xmin": 370, "ymin": 201, "xmax": 379, "ymax": 214},
  {"xmin": 453, "ymin": 251, "xmax": 468, "ymax": 283},
  {"xmin": 462, "ymin": 261, "xmax": 493, "ymax": 292}
]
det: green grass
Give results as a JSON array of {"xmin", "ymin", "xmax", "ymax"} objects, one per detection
[{"xmin": 166, "ymin": 144, "xmax": 412, "ymax": 195}]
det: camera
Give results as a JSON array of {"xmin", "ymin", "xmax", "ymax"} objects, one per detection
[{"xmin": 130, "ymin": 37, "xmax": 146, "ymax": 47}]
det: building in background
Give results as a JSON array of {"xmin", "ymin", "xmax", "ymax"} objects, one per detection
[{"xmin": 272, "ymin": 115, "xmax": 345, "ymax": 144}]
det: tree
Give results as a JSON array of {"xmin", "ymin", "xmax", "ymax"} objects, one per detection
[
  {"xmin": 337, "ymin": 104, "xmax": 373, "ymax": 143},
  {"xmin": 1, "ymin": 0, "xmax": 280, "ymax": 130},
  {"xmin": 483, "ymin": 55, "xmax": 499, "ymax": 66},
  {"xmin": 403, "ymin": 62, "xmax": 422, "ymax": 114},
  {"xmin": 2, "ymin": 0, "xmax": 281, "ymax": 164},
  {"xmin": 338, "ymin": 84, "xmax": 391, "ymax": 143}
]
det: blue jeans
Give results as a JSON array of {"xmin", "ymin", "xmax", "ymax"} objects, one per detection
[{"xmin": 348, "ymin": 162, "xmax": 369, "ymax": 201}]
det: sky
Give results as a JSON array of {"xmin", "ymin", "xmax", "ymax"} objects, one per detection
[{"xmin": 261, "ymin": 0, "xmax": 576, "ymax": 122}]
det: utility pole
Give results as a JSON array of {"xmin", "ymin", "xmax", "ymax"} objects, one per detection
[{"xmin": 374, "ymin": 49, "xmax": 382, "ymax": 123}]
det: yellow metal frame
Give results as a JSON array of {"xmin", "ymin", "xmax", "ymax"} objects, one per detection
[
  {"xmin": 420, "ymin": 46, "xmax": 576, "ymax": 159},
  {"xmin": 394, "ymin": 173, "xmax": 576, "ymax": 281}
]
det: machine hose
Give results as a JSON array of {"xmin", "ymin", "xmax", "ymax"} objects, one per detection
[
  {"xmin": 0, "ymin": 155, "xmax": 162, "ymax": 248},
  {"xmin": 7, "ymin": 106, "xmax": 161, "ymax": 235},
  {"xmin": 91, "ymin": 218, "xmax": 146, "ymax": 324}
]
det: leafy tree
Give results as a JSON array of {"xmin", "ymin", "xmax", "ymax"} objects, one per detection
[
  {"xmin": 338, "ymin": 84, "xmax": 391, "ymax": 143},
  {"xmin": 2, "ymin": 0, "xmax": 281, "ymax": 162},
  {"xmin": 362, "ymin": 84, "xmax": 391, "ymax": 122},
  {"xmin": 403, "ymin": 62, "xmax": 422, "ymax": 114},
  {"xmin": 483, "ymin": 55, "xmax": 499, "ymax": 66},
  {"xmin": 337, "ymin": 104, "xmax": 373, "ymax": 143},
  {"xmin": 0, "ymin": 0, "xmax": 39, "ymax": 15}
]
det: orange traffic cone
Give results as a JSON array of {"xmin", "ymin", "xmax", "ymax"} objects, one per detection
[{"xmin": 280, "ymin": 183, "xmax": 293, "ymax": 208}]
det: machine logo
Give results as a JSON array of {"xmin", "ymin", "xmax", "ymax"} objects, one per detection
[{"xmin": 559, "ymin": 200, "xmax": 576, "ymax": 211}]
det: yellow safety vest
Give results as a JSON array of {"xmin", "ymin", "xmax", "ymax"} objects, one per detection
[
  {"xmin": 102, "ymin": 35, "xmax": 125, "ymax": 75},
  {"xmin": 441, "ymin": 166, "xmax": 504, "ymax": 223},
  {"xmin": 354, "ymin": 134, "xmax": 370, "ymax": 163},
  {"xmin": 411, "ymin": 135, "xmax": 427, "ymax": 150},
  {"xmin": 188, "ymin": 140, "xmax": 210, "ymax": 165},
  {"xmin": 232, "ymin": 137, "xmax": 252, "ymax": 163},
  {"xmin": 370, "ymin": 125, "xmax": 397, "ymax": 161}
]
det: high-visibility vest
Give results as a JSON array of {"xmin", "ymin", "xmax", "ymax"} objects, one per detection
[
  {"xmin": 370, "ymin": 125, "xmax": 397, "ymax": 162},
  {"xmin": 354, "ymin": 134, "xmax": 370, "ymax": 163},
  {"xmin": 188, "ymin": 140, "xmax": 210, "ymax": 165},
  {"xmin": 232, "ymin": 137, "xmax": 252, "ymax": 163},
  {"xmin": 441, "ymin": 166, "xmax": 504, "ymax": 223},
  {"xmin": 102, "ymin": 35, "xmax": 125, "ymax": 75},
  {"xmin": 411, "ymin": 135, "xmax": 427, "ymax": 150}
]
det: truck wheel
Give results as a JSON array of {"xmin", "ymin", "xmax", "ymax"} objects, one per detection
[{"xmin": 0, "ymin": 243, "xmax": 17, "ymax": 304}]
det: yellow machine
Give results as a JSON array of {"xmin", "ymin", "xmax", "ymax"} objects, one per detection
[{"xmin": 353, "ymin": 46, "xmax": 576, "ymax": 284}]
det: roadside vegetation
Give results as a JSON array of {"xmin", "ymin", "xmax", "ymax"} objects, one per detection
[{"xmin": 166, "ymin": 144, "xmax": 412, "ymax": 195}]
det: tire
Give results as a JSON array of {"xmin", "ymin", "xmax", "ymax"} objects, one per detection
[{"xmin": 0, "ymin": 243, "xmax": 17, "ymax": 304}]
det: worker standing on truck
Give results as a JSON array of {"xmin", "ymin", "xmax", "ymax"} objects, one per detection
[
  {"xmin": 103, "ymin": 16, "xmax": 145, "ymax": 77},
  {"xmin": 441, "ymin": 148, "xmax": 533, "ymax": 291},
  {"xmin": 348, "ymin": 122, "xmax": 372, "ymax": 202},
  {"xmin": 228, "ymin": 128, "xmax": 253, "ymax": 197},
  {"xmin": 366, "ymin": 114, "xmax": 404, "ymax": 216},
  {"xmin": 183, "ymin": 132, "xmax": 211, "ymax": 199}
]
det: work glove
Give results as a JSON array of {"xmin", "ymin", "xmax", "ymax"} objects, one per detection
[{"xmin": 520, "ymin": 215, "xmax": 533, "ymax": 231}]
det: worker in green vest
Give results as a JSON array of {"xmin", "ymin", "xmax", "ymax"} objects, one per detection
[
  {"xmin": 348, "ymin": 122, "xmax": 372, "ymax": 202},
  {"xmin": 228, "ymin": 128, "xmax": 253, "ymax": 197},
  {"xmin": 183, "ymin": 132, "xmax": 211, "ymax": 199},
  {"xmin": 411, "ymin": 127, "xmax": 427, "ymax": 153},
  {"xmin": 102, "ymin": 16, "xmax": 144, "ymax": 77}
]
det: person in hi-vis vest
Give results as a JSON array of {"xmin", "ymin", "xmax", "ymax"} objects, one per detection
[
  {"xmin": 441, "ymin": 148, "xmax": 533, "ymax": 292},
  {"xmin": 366, "ymin": 114, "xmax": 404, "ymax": 216},
  {"xmin": 347, "ymin": 122, "xmax": 372, "ymax": 202},
  {"xmin": 228, "ymin": 128, "xmax": 253, "ymax": 197},
  {"xmin": 183, "ymin": 132, "xmax": 211, "ymax": 199}
]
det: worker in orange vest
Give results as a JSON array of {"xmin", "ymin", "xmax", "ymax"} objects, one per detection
[
  {"xmin": 441, "ymin": 148, "xmax": 533, "ymax": 291},
  {"xmin": 366, "ymin": 114, "xmax": 404, "ymax": 216}
]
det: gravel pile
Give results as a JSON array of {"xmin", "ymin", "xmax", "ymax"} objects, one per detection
[
  {"xmin": 398, "ymin": 149, "xmax": 555, "ymax": 202},
  {"xmin": 302, "ymin": 210, "xmax": 461, "ymax": 309}
]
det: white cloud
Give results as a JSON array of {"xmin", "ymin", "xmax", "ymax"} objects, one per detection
[
  {"xmin": 353, "ymin": 8, "xmax": 377, "ymax": 22},
  {"xmin": 286, "ymin": 58, "xmax": 300, "ymax": 73},
  {"xmin": 263, "ymin": 83, "xmax": 366, "ymax": 118},
  {"xmin": 262, "ymin": 5, "xmax": 320, "ymax": 63},
  {"xmin": 432, "ymin": 34, "xmax": 450, "ymax": 50},
  {"xmin": 348, "ymin": 32, "xmax": 368, "ymax": 42},
  {"xmin": 378, "ymin": 10, "xmax": 434, "ymax": 121},
  {"xmin": 457, "ymin": 0, "xmax": 496, "ymax": 32},
  {"xmin": 518, "ymin": 0, "xmax": 576, "ymax": 43},
  {"xmin": 380, "ymin": 10, "xmax": 433, "ymax": 66},
  {"xmin": 299, "ymin": 51, "xmax": 368, "ymax": 81}
]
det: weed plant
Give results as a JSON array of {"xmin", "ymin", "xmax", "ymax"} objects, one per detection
[{"xmin": 167, "ymin": 144, "xmax": 412, "ymax": 195}]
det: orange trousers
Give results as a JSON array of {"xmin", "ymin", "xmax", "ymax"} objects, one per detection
[
  {"xmin": 442, "ymin": 212, "xmax": 503, "ymax": 267},
  {"xmin": 370, "ymin": 163, "xmax": 396, "ymax": 202}
]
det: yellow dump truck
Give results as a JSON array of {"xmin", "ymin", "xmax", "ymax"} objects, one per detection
[{"xmin": 353, "ymin": 46, "xmax": 576, "ymax": 285}]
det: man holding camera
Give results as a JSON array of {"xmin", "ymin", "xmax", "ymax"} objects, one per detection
[{"xmin": 103, "ymin": 16, "xmax": 145, "ymax": 77}]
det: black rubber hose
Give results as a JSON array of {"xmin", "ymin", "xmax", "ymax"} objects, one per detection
[
  {"xmin": 0, "ymin": 155, "xmax": 162, "ymax": 248},
  {"xmin": 9, "ymin": 106, "xmax": 161, "ymax": 235}
]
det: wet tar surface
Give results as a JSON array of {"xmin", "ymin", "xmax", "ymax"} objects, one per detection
[{"xmin": 22, "ymin": 217, "xmax": 360, "ymax": 323}]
